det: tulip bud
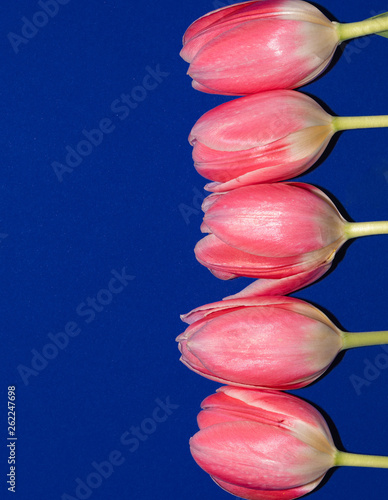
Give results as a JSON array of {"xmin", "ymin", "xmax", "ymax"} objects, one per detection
[
  {"xmin": 178, "ymin": 295, "xmax": 388, "ymax": 390},
  {"xmin": 195, "ymin": 182, "xmax": 388, "ymax": 284},
  {"xmin": 190, "ymin": 386, "xmax": 336, "ymax": 499},
  {"xmin": 190, "ymin": 387, "xmax": 388, "ymax": 500},
  {"xmin": 178, "ymin": 295, "xmax": 341, "ymax": 389},
  {"xmin": 181, "ymin": 0, "xmax": 388, "ymax": 95},
  {"xmin": 189, "ymin": 90, "xmax": 388, "ymax": 191}
]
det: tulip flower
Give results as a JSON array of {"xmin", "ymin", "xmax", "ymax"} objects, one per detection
[
  {"xmin": 178, "ymin": 294, "xmax": 388, "ymax": 390},
  {"xmin": 190, "ymin": 386, "xmax": 388, "ymax": 500},
  {"xmin": 195, "ymin": 182, "xmax": 388, "ymax": 287},
  {"xmin": 189, "ymin": 90, "xmax": 388, "ymax": 191},
  {"xmin": 181, "ymin": 0, "xmax": 388, "ymax": 95}
]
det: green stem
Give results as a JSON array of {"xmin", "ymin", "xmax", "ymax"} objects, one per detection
[
  {"xmin": 345, "ymin": 221, "xmax": 388, "ymax": 240},
  {"xmin": 336, "ymin": 451, "xmax": 388, "ymax": 469},
  {"xmin": 342, "ymin": 331, "xmax": 388, "ymax": 350},
  {"xmin": 332, "ymin": 115, "xmax": 388, "ymax": 132},
  {"xmin": 337, "ymin": 14, "xmax": 388, "ymax": 42}
]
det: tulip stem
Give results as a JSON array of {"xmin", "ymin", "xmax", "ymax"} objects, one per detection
[
  {"xmin": 337, "ymin": 14, "xmax": 388, "ymax": 42},
  {"xmin": 332, "ymin": 115, "xmax": 388, "ymax": 132},
  {"xmin": 342, "ymin": 331, "xmax": 388, "ymax": 350},
  {"xmin": 336, "ymin": 451, "xmax": 388, "ymax": 469},
  {"xmin": 345, "ymin": 221, "xmax": 388, "ymax": 240}
]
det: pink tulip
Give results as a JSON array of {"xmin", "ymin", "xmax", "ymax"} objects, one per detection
[
  {"xmin": 190, "ymin": 386, "xmax": 388, "ymax": 499},
  {"xmin": 181, "ymin": 0, "xmax": 388, "ymax": 95},
  {"xmin": 178, "ymin": 295, "xmax": 388, "ymax": 390},
  {"xmin": 191, "ymin": 387, "xmax": 336, "ymax": 498},
  {"xmin": 178, "ymin": 295, "xmax": 340, "ymax": 390},
  {"xmin": 189, "ymin": 90, "xmax": 388, "ymax": 191},
  {"xmin": 195, "ymin": 182, "xmax": 388, "ymax": 284}
]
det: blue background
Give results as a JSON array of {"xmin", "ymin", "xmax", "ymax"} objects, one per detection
[{"xmin": 1, "ymin": 1, "xmax": 388, "ymax": 499}]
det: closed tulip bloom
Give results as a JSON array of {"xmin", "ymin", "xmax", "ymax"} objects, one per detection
[
  {"xmin": 195, "ymin": 182, "xmax": 388, "ymax": 283},
  {"xmin": 190, "ymin": 386, "xmax": 388, "ymax": 500},
  {"xmin": 189, "ymin": 90, "xmax": 388, "ymax": 191},
  {"xmin": 181, "ymin": 0, "xmax": 388, "ymax": 95},
  {"xmin": 178, "ymin": 295, "xmax": 388, "ymax": 390}
]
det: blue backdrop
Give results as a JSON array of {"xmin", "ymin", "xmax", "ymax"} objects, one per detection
[{"xmin": 1, "ymin": 1, "xmax": 388, "ymax": 499}]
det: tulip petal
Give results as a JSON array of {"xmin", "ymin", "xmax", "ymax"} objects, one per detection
[
  {"xmin": 200, "ymin": 126, "xmax": 334, "ymax": 191},
  {"xmin": 190, "ymin": 420, "xmax": 332, "ymax": 490},
  {"xmin": 181, "ymin": 294, "xmax": 304, "ymax": 324},
  {"xmin": 191, "ymin": 79, "xmax": 239, "ymax": 95},
  {"xmin": 195, "ymin": 230, "xmax": 339, "ymax": 280},
  {"xmin": 183, "ymin": 0, "xmax": 334, "ymax": 50},
  {"xmin": 189, "ymin": 91, "xmax": 331, "ymax": 152},
  {"xmin": 203, "ymin": 183, "xmax": 345, "ymax": 258},
  {"xmin": 178, "ymin": 341, "xmax": 217, "ymax": 380},
  {"xmin": 180, "ymin": 347, "xmax": 325, "ymax": 390},
  {"xmin": 197, "ymin": 404, "xmax": 251, "ymax": 430},
  {"xmin": 213, "ymin": 387, "xmax": 335, "ymax": 448},
  {"xmin": 200, "ymin": 192, "xmax": 223, "ymax": 213},
  {"xmin": 212, "ymin": 475, "xmax": 325, "ymax": 500},
  {"xmin": 195, "ymin": 234, "xmax": 304, "ymax": 277},
  {"xmin": 181, "ymin": 1, "xmax": 256, "ymax": 57},
  {"xmin": 182, "ymin": 1, "xmax": 281, "ymax": 63},
  {"xmin": 223, "ymin": 262, "xmax": 332, "ymax": 298}
]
